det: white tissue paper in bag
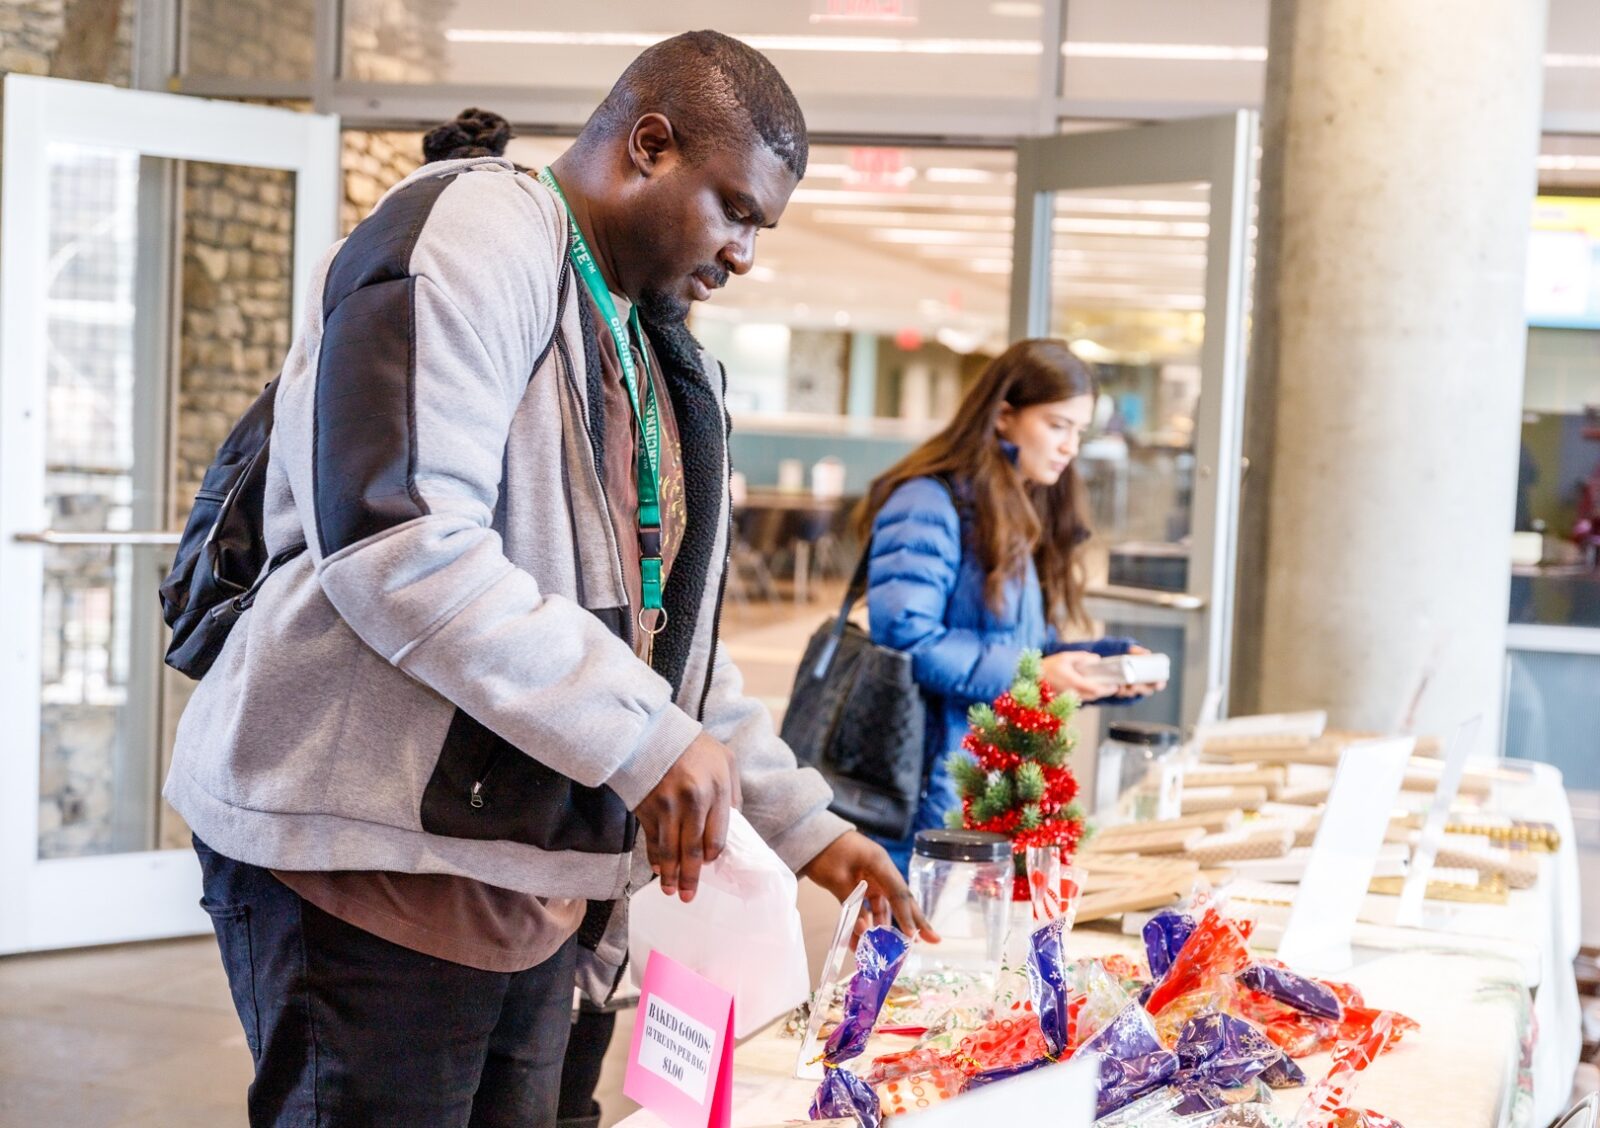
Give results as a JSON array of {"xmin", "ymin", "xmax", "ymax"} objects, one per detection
[{"xmin": 628, "ymin": 810, "xmax": 811, "ymax": 1038}]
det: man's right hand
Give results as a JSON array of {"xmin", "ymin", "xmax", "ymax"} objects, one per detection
[{"xmin": 635, "ymin": 731, "xmax": 742, "ymax": 903}]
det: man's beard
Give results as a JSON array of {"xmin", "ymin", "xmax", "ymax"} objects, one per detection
[
  {"xmin": 637, "ymin": 284, "xmax": 690, "ymax": 328},
  {"xmin": 637, "ymin": 287, "xmax": 704, "ymax": 372}
]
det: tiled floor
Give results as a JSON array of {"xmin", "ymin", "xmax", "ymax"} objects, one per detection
[
  {"xmin": 0, "ymin": 936, "xmax": 255, "ymax": 1126},
  {"xmin": 0, "ymin": 585, "xmax": 843, "ymax": 1128}
]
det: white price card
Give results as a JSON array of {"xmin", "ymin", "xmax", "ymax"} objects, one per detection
[
  {"xmin": 1276, "ymin": 736, "xmax": 1414, "ymax": 973},
  {"xmin": 1394, "ymin": 715, "xmax": 1483, "ymax": 927}
]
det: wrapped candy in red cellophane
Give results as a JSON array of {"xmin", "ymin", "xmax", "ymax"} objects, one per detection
[
  {"xmin": 1230, "ymin": 972, "xmax": 1418, "ymax": 1060},
  {"xmin": 1145, "ymin": 907, "xmax": 1253, "ymax": 1016}
]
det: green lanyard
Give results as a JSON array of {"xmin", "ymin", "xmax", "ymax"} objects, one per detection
[{"xmin": 537, "ymin": 168, "xmax": 666, "ymax": 637}]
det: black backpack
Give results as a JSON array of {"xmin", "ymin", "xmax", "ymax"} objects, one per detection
[{"xmin": 157, "ymin": 378, "xmax": 305, "ymax": 679}]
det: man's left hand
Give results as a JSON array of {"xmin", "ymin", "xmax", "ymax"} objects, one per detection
[{"xmin": 800, "ymin": 831, "xmax": 939, "ymax": 945}]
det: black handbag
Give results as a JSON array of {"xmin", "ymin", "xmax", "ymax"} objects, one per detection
[{"xmin": 781, "ymin": 552, "xmax": 926, "ymax": 839}]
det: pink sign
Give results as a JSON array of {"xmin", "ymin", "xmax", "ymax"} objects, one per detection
[{"xmin": 624, "ymin": 951, "xmax": 735, "ymax": 1128}]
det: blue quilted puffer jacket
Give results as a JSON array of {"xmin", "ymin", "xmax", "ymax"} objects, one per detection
[{"xmin": 865, "ymin": 474, "xmax": 1137, "ymax": 871}]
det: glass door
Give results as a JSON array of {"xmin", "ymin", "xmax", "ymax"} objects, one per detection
[
  {"xmin": 0, "ymin": 75, "xmax": 338, "ymax": 953},
  {"xmin": 1009, "ymin": 113, "xmax": 1258, "ymax": 728}
]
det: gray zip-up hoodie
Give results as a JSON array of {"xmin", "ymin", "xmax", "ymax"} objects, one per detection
[{"xmin": 163, "ymin": 157, "xmax": 849, "ymax": 993}]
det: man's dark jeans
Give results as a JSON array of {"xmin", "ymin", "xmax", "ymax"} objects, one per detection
[{"xmin": 193, "ymin": 836, "xmax": 580, "ymax": 1128}]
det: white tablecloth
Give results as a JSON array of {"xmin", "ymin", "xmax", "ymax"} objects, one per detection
[{"xmin": 1495, "ymin": 759, "xmax": 1583, "ymax": 1126}]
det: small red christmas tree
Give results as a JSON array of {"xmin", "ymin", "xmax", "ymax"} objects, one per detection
[{"xmin": 948, "ymin": 649, "xmax": 1088, "ymax": 896}]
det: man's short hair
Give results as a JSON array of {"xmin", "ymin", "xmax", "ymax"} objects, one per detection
[{"xmin": 585, "ymin": 30, "xmax": 808, "ymax": 179}]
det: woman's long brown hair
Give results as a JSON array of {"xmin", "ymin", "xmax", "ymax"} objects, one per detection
[{"xmin": 857, "ymin": 338, "xmax": 1098, "ymax": 632}]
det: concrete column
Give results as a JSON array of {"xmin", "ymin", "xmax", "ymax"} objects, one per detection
[{"xmin": 1232, "ymin": 0, "xmax": 1548, "ymax": 736}]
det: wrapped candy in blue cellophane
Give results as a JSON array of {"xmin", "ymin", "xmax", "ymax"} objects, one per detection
[
  {"xmin": 1094, "ymin": 1080, "xmax": 1291, "ymax": 1127},
  {"xmin": 823, "ymin": 927, "xmax": 911, "ymax": 1062},
  {"xmin": 810, "ymin": 927, "xmax": 911, "ymax": 1128},
  {"xmin": 1099, "ymin": 1010, "xmax": 1301, "ymax": 1123},
  {"xmin": 1259, "ymin": 1052, "xmax": 1307, "ymax": 1089},
  {"xmin": 967, "ymin": 915, "xmax": 1076, "ymax": 1090},
  {"xmin": 811, "ymin": 1067, "xmax": 882, "ymax": 1126},
  {"xmin": 1095, "ymin": 1050, "xmax": 1181, "ymax": 1118},
  {"xmin": 1143, "ymin": 909, "xmax": 1197, "ymax": 980}
]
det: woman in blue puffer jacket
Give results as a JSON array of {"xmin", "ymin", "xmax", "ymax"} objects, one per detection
[{"xmin": 858, "ymin": 339, "xmax": 1166, "ymax": 872}]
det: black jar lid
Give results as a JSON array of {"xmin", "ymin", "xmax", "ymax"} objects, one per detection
[
  {"xmin": 1107, "ymin": 721, "xmax": 1182, "ymax": 748},
  {"xmin": 911, "ymin": 829, "xmax": 1011, "ymax": 864}
]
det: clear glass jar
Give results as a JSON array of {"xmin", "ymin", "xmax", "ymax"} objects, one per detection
[
  {"xmin": 1094, "ymin": 721, "xmax": 1183, "ymax": 824},
  {"xmin": 905, "ymin": 829, "xmax": 1012, "ymax": 988}
]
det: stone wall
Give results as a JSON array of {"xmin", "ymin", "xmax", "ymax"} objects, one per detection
[
  {"xmin": 0, "ymin": 1, "xmax": 67, "ymax": 76},
  {"xmin": 343, "ymin": 0, "xmax": 455, "ymax": 83},
  {"xmin": 170, "ymin": 131, "xmax": 424, "ymax": 501},
  {"xmin": 0, "ymin": 0, "xmax": 132, "ymax": 82},
  {"xmin": 173, "ymin": 162, "xmax": 297, "ymax": 507},
  {"xmin": 343, "ymin": 129, "xmax": 423, "ymax": 233},
  {"xmin": 184, "ymin": 0, "xmax": 314, "ymax": 82}
]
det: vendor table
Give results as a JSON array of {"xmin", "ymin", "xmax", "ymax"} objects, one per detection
[
  {"xmin": 619, "ymin": 928, "xmax": 1529, "ymax": 1128},
  {"xmin": 618, "ymin": 760, "xmax": 1580, "ymax": 1128}
]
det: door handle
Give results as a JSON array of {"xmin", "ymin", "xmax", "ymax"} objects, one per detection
[
  {"xmin": 14, "ymin": 530, "xmax": 182, "ymax": 547},
  {"xmin": 1085, "ymin": 584, "xmax": 1206, "ymax": 612}
]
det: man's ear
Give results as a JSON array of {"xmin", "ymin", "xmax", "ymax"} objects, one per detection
[{"xmin": 628, "ymin": 113, "xmax": 677, "ymax": 177}]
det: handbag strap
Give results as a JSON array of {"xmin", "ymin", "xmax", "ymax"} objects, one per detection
[
  {"xmin": 809, "ymin": 473, "xmax": 957, "ymax": 680},
  {"xmin": 808, "ymin": 550, "xmax": 869, "ymax": 680}
]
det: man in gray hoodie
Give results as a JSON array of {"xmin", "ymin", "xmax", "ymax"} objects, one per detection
[{"xmin": 165, "ymin": 32, "xmax": 924, "ymax": 1128}]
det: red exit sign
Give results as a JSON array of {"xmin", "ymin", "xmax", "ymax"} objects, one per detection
[
  {"xmin": 810, "ymin": 0, "xmax": 919, "ymax": 24},
  {"xmin": 848, "ymin": 147, "xmax": 914, "ymax": 189}
]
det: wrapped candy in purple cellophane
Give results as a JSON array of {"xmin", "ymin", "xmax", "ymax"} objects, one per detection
[
  {"xmin": 811, "ymin": 1068, "xmax": 881, "ymax": 1126},
  {"xmin": 810, "ymin": 927, "xmax": 910, "ymax": 1128},
  {"xmin": 1092, "ymin": 1005, "xmax": 1300, "ymax": 1118},
  {"xmin": 1236, "ymin": 963, "xmax": 1343, "ymax": 1022},
  {"xmin": 1080, "ymin": 1000, "xmax": 1181, "ymax": 1117},
  {"xmin": 1028, "ymin": 916, "xmax": 1072, "ymax": 1057},
  {"xmin": 1174, "ymin": 1012, "xmax": 1283, "ymax": 1090}
]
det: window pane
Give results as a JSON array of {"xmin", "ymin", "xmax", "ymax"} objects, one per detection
[
  {"xmin": 38, "ymin": 143, "xmax": 158, "ymax": 860},
  {"xmin": 1062, "ymin": 0, "xmax": 1267, "ymax": 111},
  {"xmin": 1546, "ymin": 0, "xmax": 1600, "ymax": 121},
  {"xmin": 34, "ymin": 143, "xmax": 301, "ymax": 859},
  {"xmin": 1050, "ymin": 183, "xmax": 1209, "ymax": 562}
]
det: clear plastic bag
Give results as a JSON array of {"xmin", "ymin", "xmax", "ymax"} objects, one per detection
[{"xmin": 628, "ymin": 810, "xmax": 811, "ymax": 1037}]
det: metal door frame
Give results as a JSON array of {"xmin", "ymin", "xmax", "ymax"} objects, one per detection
[
  {"xmin": 1009, "ymin": 111, "xmax": 1258, "ymax": 727},
  {"xmin": 0, "ymin": 74, "xmax": 339, "ymax": 953}
]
